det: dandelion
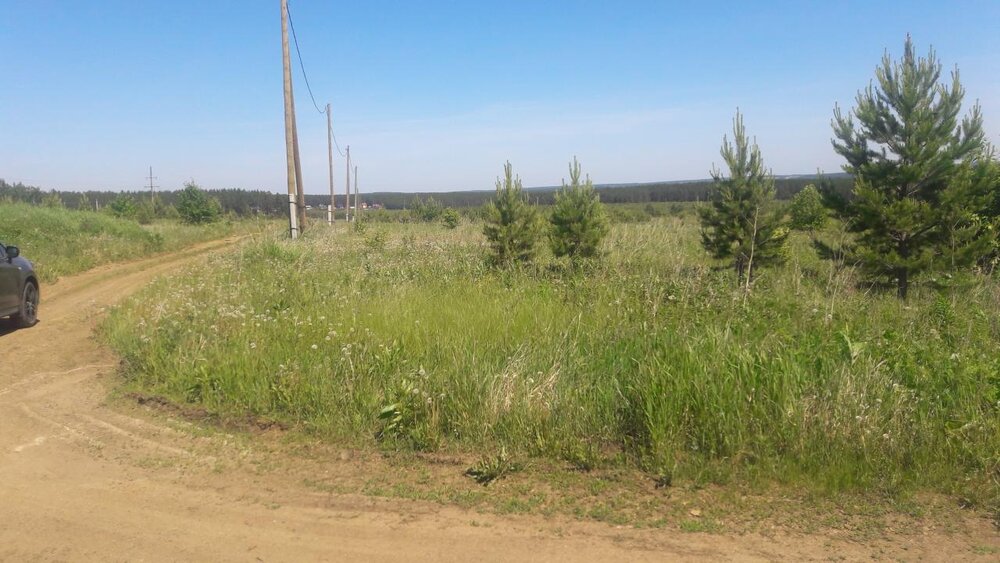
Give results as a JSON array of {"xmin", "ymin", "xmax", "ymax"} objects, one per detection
[{"xmin": 311, "ymin": 344, "xmax": 318, "ymax": 350}]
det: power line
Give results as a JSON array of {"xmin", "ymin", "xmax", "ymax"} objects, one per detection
[
  {"xmin": 286, "ymin": 1, "xmax": 347, "ymax": 157},
  {"xmin": 286, "ymin": 0, "xmax": 355, "ymax": 166},
  {"xmin": 328, "ymin": 113, "xmax": 346, "ymax": 157},
  {"xmin": 285, "ymin": 1, "xmax": 324, "ymax": 115}
]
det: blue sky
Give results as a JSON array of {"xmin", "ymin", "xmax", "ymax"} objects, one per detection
[{"xmin": 2, "ymin": 1, "xmax": 998, "ymax": 193}]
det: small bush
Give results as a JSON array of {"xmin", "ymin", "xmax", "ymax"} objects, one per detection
[
  {"xmin": 135, "ymin": 200, "xmax": 156, "ymax": 225},
  {"xmin": 176, "ymin": 182, "xmax": 221, "ymax": 224},
  {"xmin": 108, "ymin": 195, "xmax": 138, "ymax": 219}
]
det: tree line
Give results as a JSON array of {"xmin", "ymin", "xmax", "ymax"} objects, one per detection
[
  {"xmin": 2, "ymin": 175, "xmax": 854, "ymax": 218},
  {"xmin": 0, "ymin": 181, "xmax": 291, "ymax": 217}
]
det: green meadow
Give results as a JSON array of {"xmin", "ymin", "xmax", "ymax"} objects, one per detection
[{"xmin": 102, "ymin": 213, "xmax": 1000, "ymax": 514}]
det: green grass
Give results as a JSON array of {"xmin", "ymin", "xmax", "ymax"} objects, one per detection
[
  {"xmin": 101, "ymin": 215, "xmax": 1000, "ymax": 515},
  {"xmin": 0, "ymin": 202, "xmax": 261, "ymax": 281}
]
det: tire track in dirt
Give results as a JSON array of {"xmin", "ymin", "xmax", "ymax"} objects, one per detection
[{"xmin": 1, "ymin": 235, "xmax": 996, "ymax": 562}]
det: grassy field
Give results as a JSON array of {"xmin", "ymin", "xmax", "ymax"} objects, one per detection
[
  {"xmin": 0, "ymin": 202, "xmax": 266, "ymax": 281},
  {"xmin": 102, "ymin": 211, "xmax": 1000, "ymax": 518}
]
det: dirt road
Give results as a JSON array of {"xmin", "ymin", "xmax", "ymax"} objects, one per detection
[{"xmin": 1, "ymin": 239, "xmax": 996, "ymax": 562}]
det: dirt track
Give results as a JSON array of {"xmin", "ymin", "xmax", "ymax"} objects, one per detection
[{"xmin": 1, "ymin": 238, "xmax": 996, "ymax": 562}]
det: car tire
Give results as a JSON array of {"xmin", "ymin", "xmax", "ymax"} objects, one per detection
[{"xmin": 13, "ymin": 281, "xmax": 39, "ymax": 328}]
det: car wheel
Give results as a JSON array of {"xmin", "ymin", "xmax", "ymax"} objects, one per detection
[{"xmin": 14, "ymin": 281, "xmax": 39, "ymax": 328}]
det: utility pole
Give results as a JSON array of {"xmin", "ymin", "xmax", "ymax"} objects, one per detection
[
  {"xmin": 354, "ymin": 165, "xmax": 360, "ymax": 221},
  {"xmin": 292, "ymin": 96, "xmax": 306, "ymax": 232},
  {"xmin": 146, "ymin": 166, "xmax": 158, "ymax": 211},
  {"xmin": 345, "ymin": 146, "xmax": 351, "ymax": 221},
  {"xmin": 280, "ymin": 0, "xmax": 299, "ymax": 239},
  {"xmin": 326, "ymin": 103, "xmax": 335, "ymax": 225}
]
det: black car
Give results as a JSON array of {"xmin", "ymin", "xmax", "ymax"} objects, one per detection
[{"xmin": 0, "ymin": 243, "xmax": 39, "ymax": 328}]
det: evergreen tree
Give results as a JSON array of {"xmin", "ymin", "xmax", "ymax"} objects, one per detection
[
  {"xmin": 135, "ymin": 200, "xmax": 156, "ymax": 225},
  {"xmin": 108, "ymin": 194, "xmax": 137, "ymax": 219},
  {"xmin": 986, "ymin": 157, "xmax": 1000, "ymax": 220},
  {"xmin": 699, "ymin": 110, "xmax": 788, "ymax": 284},
  {"xmin": 176, "ymin": 182, "xmax": 222, "ymax": 224},
  {"xmin": 483, "ymin": 161, "xmax": 542, "ymax": 266},
  {"xmin": 441, "ymin": 207, "xmax": 460, "ymax": 229},
  {"xmin": 549, "ymin": 157, "xmax": 608, "ymax": 259},
  {"xmin": 409, "ymin": 195, "xmax": 444, "ymax": 222},
  {"xmin": 41, "ymin": 192, "xmax": 64, "ymax": 208},
  {"xmin": 77, "ymin": 193, "xmax": 92, "ymax": 211},
  {"xmin": 788, "ymin": 184, "xmax": 827, "ymax": 233},
  {"xmin": 831, "ymin": 36, "xmax": 987, "ymax": 298}
]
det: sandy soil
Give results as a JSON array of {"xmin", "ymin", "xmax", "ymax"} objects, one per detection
[{"xmin": 1, "ymin": 238, "xmax": 996, "ymax": 562}]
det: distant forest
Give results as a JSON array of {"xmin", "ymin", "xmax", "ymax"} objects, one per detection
[{"xmin": 1, "ymin": 174, "xmax": 854, "ymax": 216}]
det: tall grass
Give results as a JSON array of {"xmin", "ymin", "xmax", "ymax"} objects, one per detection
[
  {"xmin": 0, "ymin": 202, "xmax": 254, "ymax": 281},
  {"xmin": 102, "ymin": 217, "xmax": 1000, "ymax": 510}
]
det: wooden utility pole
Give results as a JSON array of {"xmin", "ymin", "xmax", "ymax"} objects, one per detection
[
  {"xmin": 345, "ymin": 146, "xmax": 351, "ymax": 221},
  {"xmin": 326, "ymin": 104, "xmax": 335, "ymax": 225},
  {"xmin": 146, "ymin": 166, "xmax": 158, "ymax": 211},
  {"xmin": 354, "ymin": 165, "xmax": 359, "ymax": 221},
  {"xmin": 280, "ymin": 0, "xmax": 299, "ymax": 239},
  {"xmin": 292, "ymin": 98, "xmax": 306, "ymax": 232}
]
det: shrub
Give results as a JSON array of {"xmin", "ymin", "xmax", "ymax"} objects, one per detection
[
  {"xmin": 135, "ymin": 200, "xmax": 156, "ymax": 225},
  {"xmin": 108, "ymin": 195, "xmax": 138, "ymax": 219},
  {"xmin": 176, "ymin": 182, "xmax": 221, "ymax": 224}
]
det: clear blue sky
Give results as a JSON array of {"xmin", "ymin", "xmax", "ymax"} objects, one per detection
[{"xmin": 2, "ymin": 1, "xmax": 998, "ymax": 194}]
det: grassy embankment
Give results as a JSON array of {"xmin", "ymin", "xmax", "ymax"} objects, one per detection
[
  {"xmin": 0, "ymin": 202, "xmax": 266, "ymax": 282},
  {"xmin": 102, "ymin": 210, "xmax": 1000, "ymax": 518}
]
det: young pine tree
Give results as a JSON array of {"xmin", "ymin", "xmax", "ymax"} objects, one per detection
[
  {"xmin": 483, "ymin": 161, "xmax": 542, "ymax": 266},
  {"xmin": 549, "ymin": 157, "xmax": 608, "ymax": 260},
  {"xmin": 831, "ymin": 36, "xmax": 988, "ymax": 298},
  {"xmin": 441, "ymin": 207, "xmax": 460, "ymax": 229},
  {"xmin": 788, "ymin": 184, "xmax": 827, "ymax": 234},
  {"xmin": 77, "ymin": 193, "xmax": 91, "ymax": 211},
  {"xmin": 699, "ymin": 110, "xmax": 788, "ymax": 285},
  {"xmin": 108, "ymin": 194, "xmax": 138, "ymax": 219}
]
